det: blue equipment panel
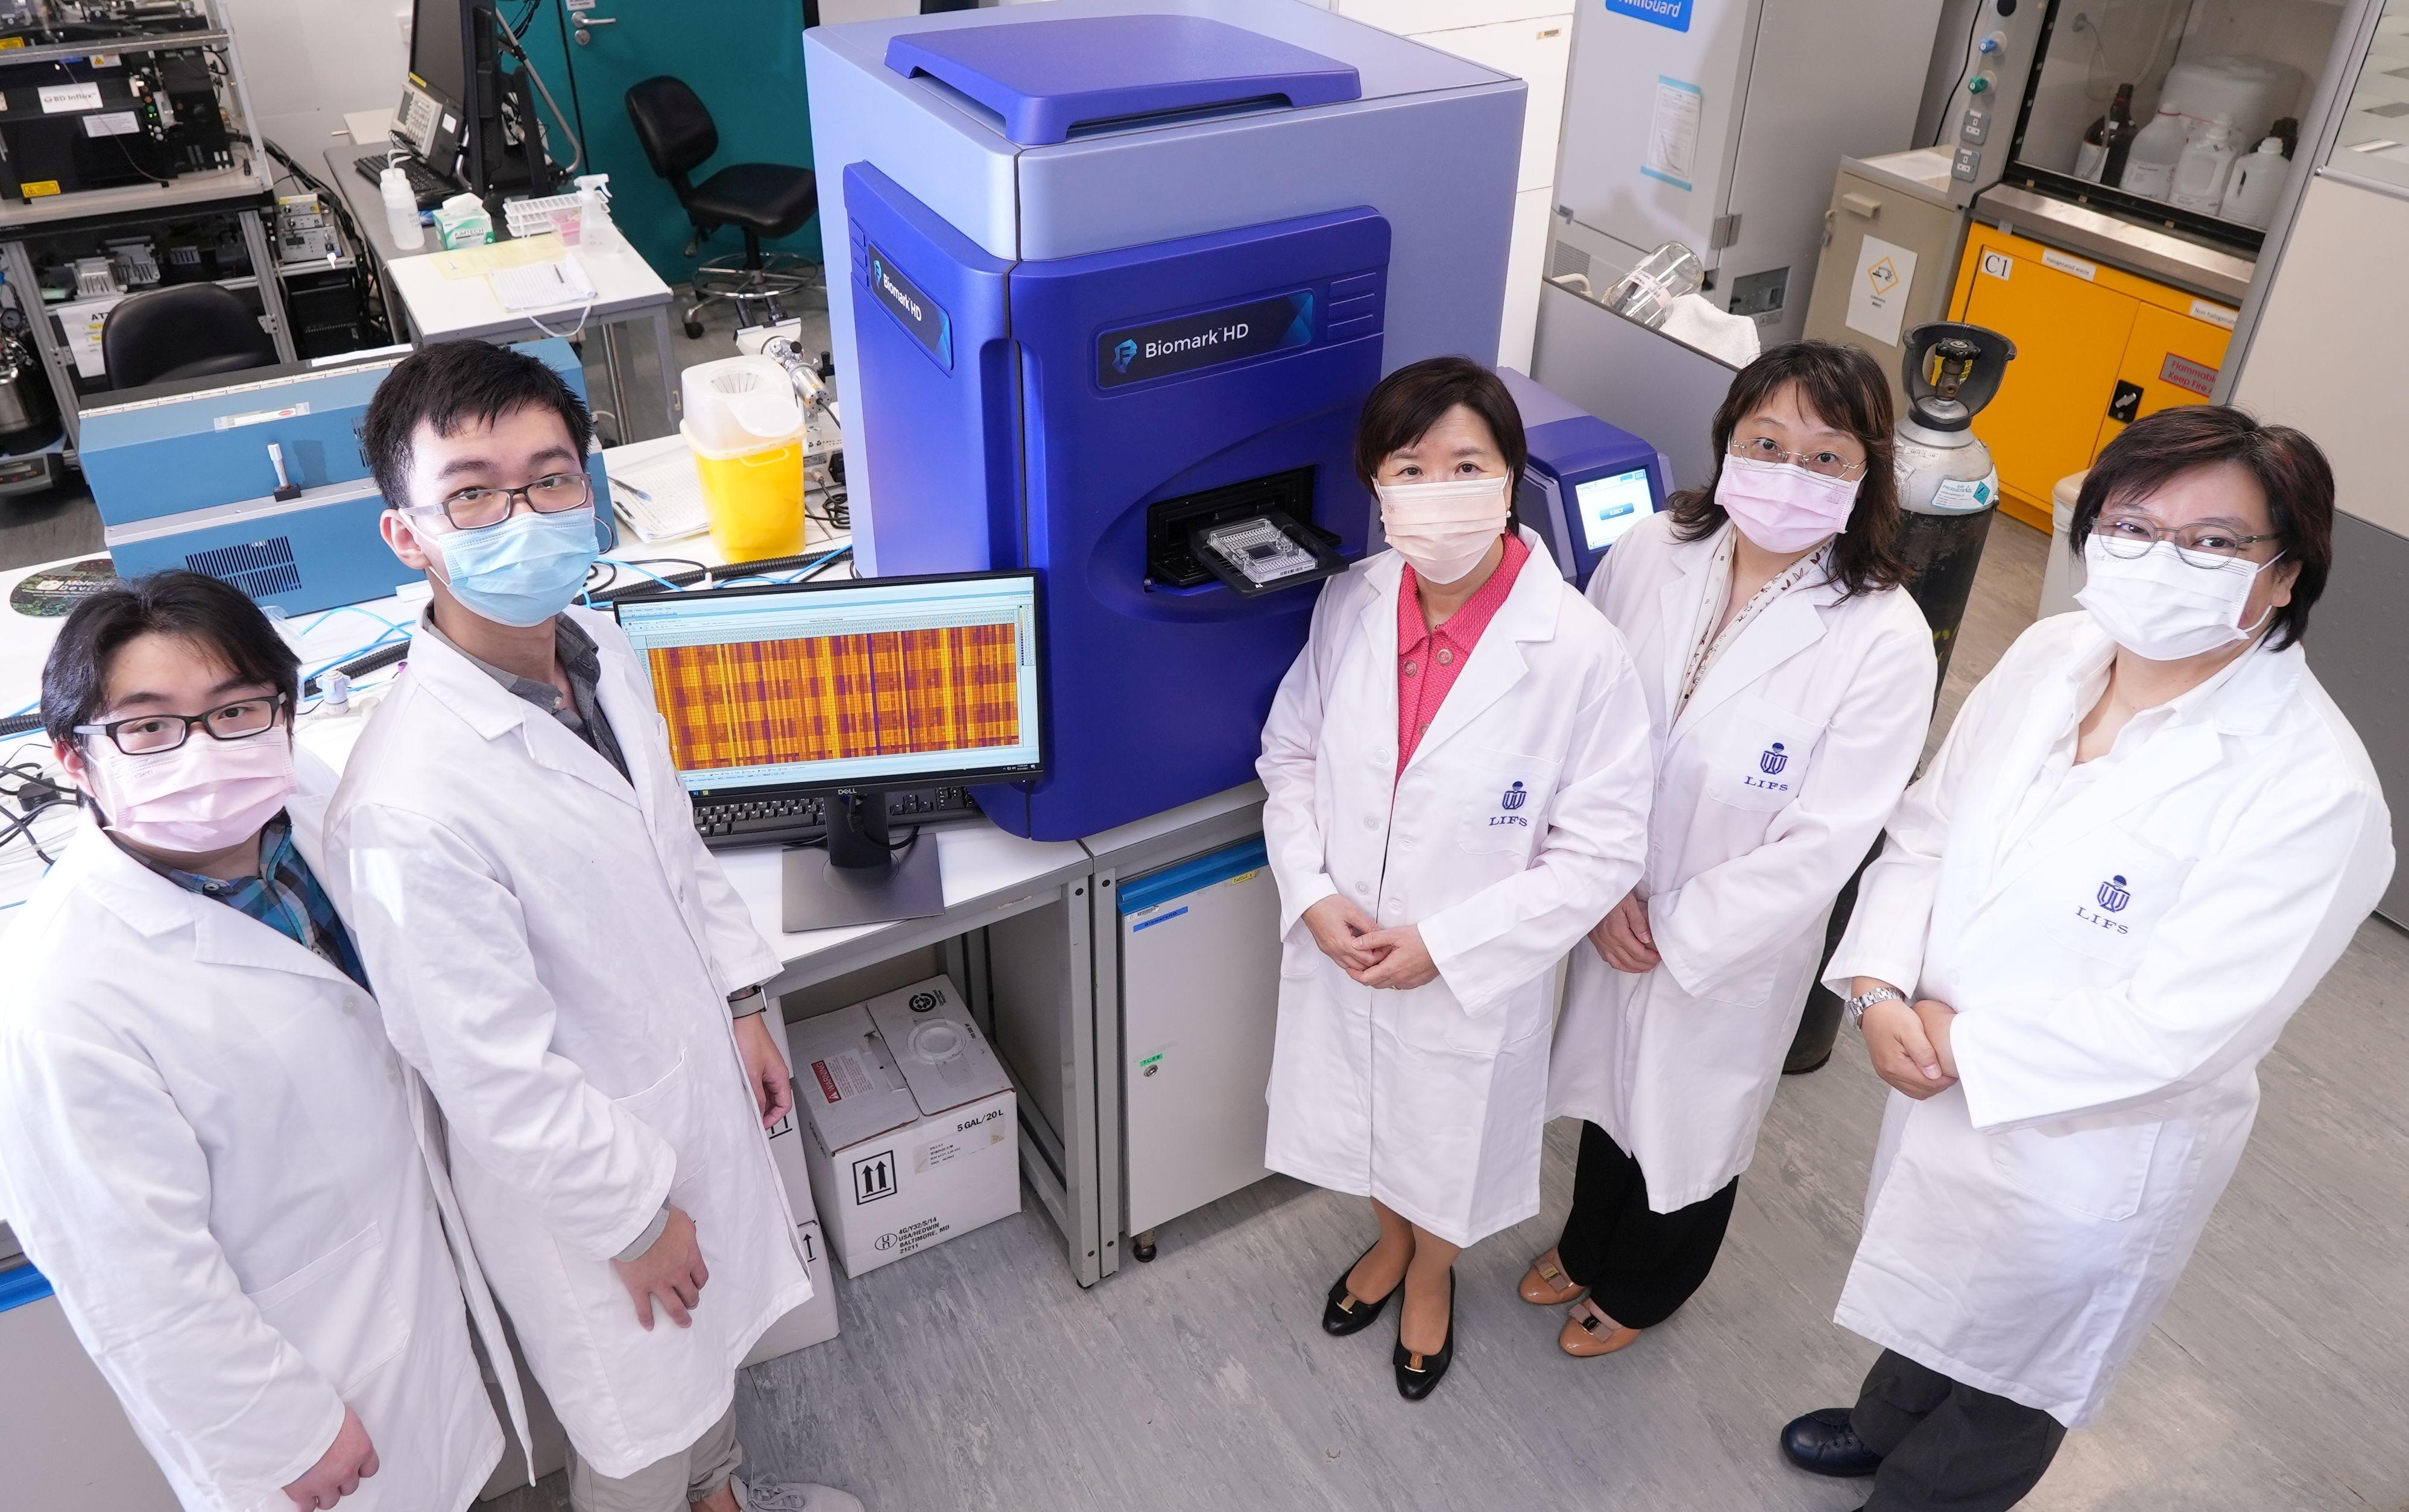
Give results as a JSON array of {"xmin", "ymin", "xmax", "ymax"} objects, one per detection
[
  {"xmin": 845, "ymin": 163, "xmax": 1389, "ymax": 840},
  {"xmin": 1529, "ymin": 414, "xmax": 1669, "ymax": 590},
  {"xmin": 883, "ymin": 13, "xmax": 1361, "ymax": 146},
  {"xmin": 80, "ymin": 339, "xmax": 608, "ymax": 617}
]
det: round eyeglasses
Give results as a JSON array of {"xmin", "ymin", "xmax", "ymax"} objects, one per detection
[
  {"xmin": 411, "ymin": 471, "xmax": 593, "ymax": 532},
  {"xmin": 75, "ymin": 693, "xmax": 289, "ymax": 755},
  {"xmin": 1726, "ymin": 435, "xmax": 1870, "ymax": 482},
  {"xmin": 2091, "ymin": 512, "xmax": 2281, "ymax": 570}
]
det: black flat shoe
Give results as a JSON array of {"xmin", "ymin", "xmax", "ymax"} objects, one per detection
[
  {"xmin": 1780, "ymin": 1407, "xmax": 1883, "ymax": 1477},
  {"xmin": 1322, "ymin": 1245, "xmax": 1397, "ymax": 1337},
  {"xmin": 1392, "ymin": 1270, "xmax": 1455, "ymax": 1402}
]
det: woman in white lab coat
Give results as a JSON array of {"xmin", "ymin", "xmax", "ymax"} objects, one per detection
[
  {"xmin": 0, "ymin": 572, "xmax": 510, "ymax": 1512},
  {"xmin": 1260, "ymin": 356, "xmax": 1653, "ymax": 1401},
  {"xmin": 1780, "ymin": 406, "xmax": 2392, "ymax": 1512},
  {"xmin": 1529, "ymin": 342, "xmax": 1936, "ymax": 1359}
]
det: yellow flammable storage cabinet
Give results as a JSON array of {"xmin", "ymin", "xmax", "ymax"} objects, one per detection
[{"xmin": 1946, "ymin": 219, "xmax": 2242, "ymax": 532}]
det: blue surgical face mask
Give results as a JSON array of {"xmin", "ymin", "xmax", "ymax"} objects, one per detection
[{"xmin": 432, "ymin": 508, "xmax": 601, "ymax": 628}]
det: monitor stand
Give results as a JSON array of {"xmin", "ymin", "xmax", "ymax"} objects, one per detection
[{"xmin": 780, "ymin": 790, "xmax": 946, "ymax": 933}]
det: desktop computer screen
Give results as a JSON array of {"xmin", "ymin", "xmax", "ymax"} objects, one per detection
[
  {"xmin": 408, "ymin": 0, "xmax": 471, "ymax": 116},
  {"xmin": 614, "ymin": 572, "xmax": 1045, "ymax": 797}
]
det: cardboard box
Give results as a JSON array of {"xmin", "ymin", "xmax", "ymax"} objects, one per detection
[
  {"xmin": 790, "ymin": 976, "xmax": 1018, "ymax": 1277},
  {"xmin": 744, "ymin": 1009, "xmax": 839, "ymax": 1367}
]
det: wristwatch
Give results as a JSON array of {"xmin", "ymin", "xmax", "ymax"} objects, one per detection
[{"xmin": 1844, "ymin": 984, "xmax": 1905, "ymax": 1028}]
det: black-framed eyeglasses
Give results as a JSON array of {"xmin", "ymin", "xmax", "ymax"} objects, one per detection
[
  {"xmin": 1726, "ymin": 435, "xmax": 1871, "ymax": 482},
  {"xmin": 2091, "ymin": 511, "xmax": 2282, "ymax": 570},
  {"xmin": 74, "ymin": 693, "xmax": 289, "ymax": 755},
  {"xmin": 406, "ymin": 471, "xmax": 593, "ymax": 532}
]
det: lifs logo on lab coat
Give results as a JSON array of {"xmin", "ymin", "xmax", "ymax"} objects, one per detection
[
  {"xmin": 1491, "ymin": 780, "xmax": 1532, "ymax": 828},
  {"xmin": 2074, "ymin": 874, "xmax": 2135, "ymax": 935},
  {"xmin": 1743, "ymin": 742, "xmax": 1793, "ymax": 794}
]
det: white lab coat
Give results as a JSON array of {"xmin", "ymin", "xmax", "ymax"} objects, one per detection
[
  {"xmin": 1549, "ymin": 515, "xmax": 1936, "ymax": 1210},
  {"xmin": 0, "ymin": 757, "xmax": 506, "ymax": 1512},
  {"xmin": 1259, "ymin": 529, "xmax": 1653, "ymax": 1247},
  {"xmin": 326, "ymin": 607, "xmax": 810, "ymax": 1479},
  {"xmin": 1828, "ymin": 613, "xmax": 2393, "ymax": 1426}
]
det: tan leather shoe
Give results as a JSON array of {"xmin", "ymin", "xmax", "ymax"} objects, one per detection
[
  {"xmin": 1518, "ymin": 1248, "xmax": 1586, "ymax": 1306},
  {"xmin": 1559, "ymin": 1297, "xmax": 1643, "ymax": 1358}
]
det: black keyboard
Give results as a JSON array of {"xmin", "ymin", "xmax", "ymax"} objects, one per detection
[
  {"xmin": 354, "ymin": 151, "xmax": 455, "ymax": 210},
  {"xmin": 692, "ymin": 784, "xmax": 982, "ymax": 848}
]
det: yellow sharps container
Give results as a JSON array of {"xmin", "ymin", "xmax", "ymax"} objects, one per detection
[{"xmin": 680, "ymin": 355, "xmax": 808, "ymax": 561}]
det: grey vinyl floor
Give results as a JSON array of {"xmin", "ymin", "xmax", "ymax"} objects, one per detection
[{"xmin": 490, "ymin": 511, "xmax": 2408, "ymax": 1512}]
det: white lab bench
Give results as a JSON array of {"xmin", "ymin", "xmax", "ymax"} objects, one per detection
[{"xmin": 318, "ymin": 142, "xmax": 680, "ymax": 444}]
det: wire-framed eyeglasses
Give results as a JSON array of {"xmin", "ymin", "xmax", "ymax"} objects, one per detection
[
  {"xmin": 2092, "ymin": 511, "xmax": 2281, "ymax": 570},
  {"xmin": 1726, "ymin": 435, "xmax": 1871, "ymax": 482}
]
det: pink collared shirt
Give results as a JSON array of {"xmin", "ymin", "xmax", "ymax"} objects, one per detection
[{"xmin": 1397, "ymin": 532, "xmax": 1530, "ymax": 775}]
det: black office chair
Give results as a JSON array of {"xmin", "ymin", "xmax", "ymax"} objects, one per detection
[
  {"xmin": 101, "ymin": 284, "xmax": 279, "ymax": 390},
  {"xmin": 625, "ymin": 75, "xmax": 820, "ymax": 337}
]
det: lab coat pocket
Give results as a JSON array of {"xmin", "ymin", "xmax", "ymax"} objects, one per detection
[
  {"xmin": 1707, "ymin": 698, "xmax": 1823, "ymax": 814},
  {"xmin": 1985, "ymin": 1117, "xmax": 2162, "ymax": 1223},
  {"xmin": 245, "ymin": 1223, "xmax": 410, "ymax": 1393},
  {"xmin": 611, "ymin": 1052, "xmax": 694, "ymax": 1156},
  {"xmin": 2038, "ymin": 826, "xmax": 2193, "ymax": 969},
  {"xmin": 1458, "ymin": 750, "xmax": 1560, "ymax": 857},
  {"xmin": 1281, "ymin": 923, "xmax": 1324, "ymax": 980}
]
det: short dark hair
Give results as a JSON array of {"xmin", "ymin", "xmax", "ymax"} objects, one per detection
[
  {"xmin": 360, "ymin": 339, "xmax": 594, "ymax": 508},
  {"xmin": 41, "ymin": 570, "xmax": 300, "ymax": 746},
  {"xmin": 1667, "ymin": 339, "xmax": 1912, "ymax": 601},
  {"xmin": 1354, "ymin": 355, "xmax": 1529, "ymax": 531},
  {"xmin": 2070, "ymin": 405, "xmax": 2332, "ymax": 651}
]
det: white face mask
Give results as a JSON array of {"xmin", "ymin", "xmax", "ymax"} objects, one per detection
[
  {"xmin": 2076, "ymin": 535, "xmax": 2278, "ymax": 661},
  {"xmin": 1376, "ymin": 474, "xmax": 1510, "ymax": 585}
]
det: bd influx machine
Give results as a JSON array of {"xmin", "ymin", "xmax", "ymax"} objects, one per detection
[{"xmin": 807, "ymin": 0, "xmax": 1526, "ymax": 840}]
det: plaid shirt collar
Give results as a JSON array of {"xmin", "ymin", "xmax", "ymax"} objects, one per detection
[{"xmin": 131, "ymin": 813, "xmax": 371, "ymax": 991}]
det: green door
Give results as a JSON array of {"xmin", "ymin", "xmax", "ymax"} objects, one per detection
[{"xmin": 511, "ymin": 0, "xmax": 821, "ymax": 282}]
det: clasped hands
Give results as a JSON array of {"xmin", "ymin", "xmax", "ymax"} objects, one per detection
[
  {"xmin": 1302, "ymin": 894, "xmax": 1438, "ymax": 990},
  {"xmin": 1852, "ymin": 976, "xmax": 1960, "ymax": 1100}
]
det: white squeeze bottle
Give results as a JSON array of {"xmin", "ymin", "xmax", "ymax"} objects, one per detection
[
  {"xmin": 381, "ymin": 166, "xmax": 426, "ymax": 251},
  {"xmin": 2121, "ymin": 106, "xmax": 2189, "ymax": 201},
  {"xmin": 2170, "ymin": 114, "xmax": 2237, "ymax": 213},
  {"xmin": 2220, "ymin": 136, "xmax": 2288, "ymax": 228}
]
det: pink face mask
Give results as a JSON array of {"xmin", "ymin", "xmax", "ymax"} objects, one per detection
[
  {"xmin": 1714, "ymin": 455, "xmax": 1858, "ymax": 554},
  {"xmin": 1377, "ymin": 474, "xmax": 1511, "ymax": 585},
  {"xmin": 83, "ymin": 727, "xmax": 295, "ymax": 857}
]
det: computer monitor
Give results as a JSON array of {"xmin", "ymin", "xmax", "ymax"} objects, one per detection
[{"xmin": 615, "ymin": 572, "xmax": 1046, "ymax": 928}]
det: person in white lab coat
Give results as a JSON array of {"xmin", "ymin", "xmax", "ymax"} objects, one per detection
[
  {"xmin": 1781, "ymin": 405, "xmax": 2393, "ymax": 1512},
  {"xmin": 1260, "ymin": 356, "xmax": 1654, "ymax": 1401},
  {"xmin": 1530, "ymin": 342, "xmax": 1936, "ymax": 1359},
  {"xmin": 0, "ymin": 571, "xmax": 504, "ymax": 1512},
  {"xmin": 325, "ymin": 342, "xmax": 859, "ymax": 1512}
]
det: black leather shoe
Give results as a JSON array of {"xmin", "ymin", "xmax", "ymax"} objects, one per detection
[
  {"xmin": 1322, "ymin": 1245, "xmax": 1396, "ymax": 1337},
  {"xmin": 1393, "ymin": 1270, "xmax": 1456, "ymax": 1401},
  {"xmin": 1780, "ymin": 1407, "xmax": 1883, "ymax": 1477}
]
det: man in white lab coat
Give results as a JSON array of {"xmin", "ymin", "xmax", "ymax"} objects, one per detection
[
  {"xmin": 0, "ymin": 571, "xmax": 504, "ymax": 1512},
  {"xmin": 327, "ymin": 342, "xmax": 859, "ymax": 1512},
  {"xmin": 1781, "ymin": 407, "xmax": 2394, "ymax": 1511}
]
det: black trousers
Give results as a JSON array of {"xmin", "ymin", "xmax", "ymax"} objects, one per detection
[
  {"xmin": 1552, "ymin": 1121, "xmax": 1737, "ymax": 1329},
  {"xmin": 1853, "ymin": 1350, "xmax": 2068, "ymax": 1512}
]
